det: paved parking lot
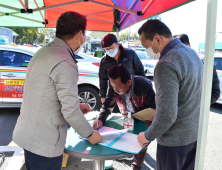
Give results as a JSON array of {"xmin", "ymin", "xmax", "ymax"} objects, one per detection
[{"xmin": 0, "ymin": 98, "xmax": 221, "ymax": 170}]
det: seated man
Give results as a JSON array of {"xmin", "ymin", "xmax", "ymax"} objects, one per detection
[{"xmin": 93, "ymin": 64, "xmax": 156, "ymax": 170}]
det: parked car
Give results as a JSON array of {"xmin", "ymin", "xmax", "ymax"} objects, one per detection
[
  {"xmin": 135, "ymin": 51, "xmax": 158, "ymax": 76},
  {"xmin": 0, "ymin": 45, "xmax": 101, "ymax": 110},
  {"xmin": 214, "ymin": 53, "xmax": 222, "ymax": 104},
  {"xmin": 76, "ymin": 52, "xmax": 101, "ymax": 66}
]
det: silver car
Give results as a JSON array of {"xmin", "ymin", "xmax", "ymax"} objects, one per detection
[{"xmin": 0, "ymin": 45, "xmax": 101, "ymax": 110}]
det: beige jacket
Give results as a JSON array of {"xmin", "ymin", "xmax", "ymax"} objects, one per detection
[{"xmin": 13, "ymin": 37, "xmax": 94, "ymax": 157}]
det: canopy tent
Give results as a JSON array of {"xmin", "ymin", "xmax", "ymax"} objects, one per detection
[
  {"xmin": 0, "ymin": 0, "xmax": 218, "ymax": 170},
  {"xmin": 0, "ymin": 0, "xmax": 193, "ymax": 31}
]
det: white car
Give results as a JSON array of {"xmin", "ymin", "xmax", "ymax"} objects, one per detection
[
  {"xmin": 214, "ymin": 54, "xmax": 222, "ymax": 104},
  {"xmin": 0, "ymin": 45, "xmax": 101, "ymax": 110},
  {"xmin": 135, "ymin": 51, "xmax": 158, "ymax": 76}
]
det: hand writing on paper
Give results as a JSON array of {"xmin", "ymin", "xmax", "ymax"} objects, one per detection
[
  {"xmin": 149, "ymin": 115, "xmax": 155, "ymax": 121},
  {"xmin": 137, "ymin": 132, "xmax": 149, "ymax": 147},
  {"xmin": 93, "ymin": 120, "xmax": 103, "ymax": 130},
  {"xmin": 79, "ymin": 104, "xmax": 91, "ymax": 114},
  {"xmin": 88, "ymin": 130, "xmax": 103, "ymax": 145}
]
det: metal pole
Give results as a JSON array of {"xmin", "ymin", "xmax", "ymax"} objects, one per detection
[
  {"xmin": 93, "ymin": 160, "xmax": 105, "ymax": 170},
  {"xmin": 128, "ymin": 27, "xmax": 130, "ymax": 48},
  {"xmin": 194, "ymin": 0, "xmax": 218, "ymax": 169},
  {"xmin": 116, "ymin": 28, "xmax": 119, "ymax": 41}
]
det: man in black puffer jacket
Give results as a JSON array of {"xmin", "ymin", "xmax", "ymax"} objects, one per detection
[
  {"xmin": 206, "ymin": 63, "xmax": 220, "ymax": 104},
  {"xmin": 99, "ymin": 34, "xmax": 146, "ymax": 103}
]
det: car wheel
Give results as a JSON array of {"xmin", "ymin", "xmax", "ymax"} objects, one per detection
[{"xmin": 78, "ymin": 86, "xmax": 101, "ymax": 111}]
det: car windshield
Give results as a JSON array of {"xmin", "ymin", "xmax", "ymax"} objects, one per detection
[{"xmin": 136, "ymin": 51, "xmax": 151, "ymax": 60}]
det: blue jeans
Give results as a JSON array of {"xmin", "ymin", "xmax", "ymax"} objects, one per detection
[{"xmin": 24, "ymin": 149, "xmax": 63, "ymax": 170}]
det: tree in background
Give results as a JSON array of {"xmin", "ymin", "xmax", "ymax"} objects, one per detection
[
  {"xmin": 5, "ymin": 27, "xmax": 52, "ymax": 45},
  {"xmin": 132, "ymin": 32, "xmax": 139, "ymax": 40},
  {"xmin": 119, "ymin": 32, "xmax": 129, "ymax": 41}
]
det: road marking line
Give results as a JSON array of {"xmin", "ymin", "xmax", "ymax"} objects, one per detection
[{"xmin": 0, "ymin": 146, "xmax": 24, "ymax": 170}]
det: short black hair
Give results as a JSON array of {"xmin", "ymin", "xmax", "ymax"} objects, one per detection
[
  {"xmin": 56, "ymin": 11, "xmax": 86, "ymax": 40},
  {"xmin": 108, "ymin": 64, "xmax": 131, "ymax": 84},
  {"xmin": 176, "ymin": 34, "xmax": 190, "ymax": 46},
  {"xmin": 138, "ymin": 19, "xmax": 172, "ymax": 40}
]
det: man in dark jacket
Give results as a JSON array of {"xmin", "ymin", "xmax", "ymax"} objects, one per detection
[
  {"xmin": 93, "ymin": 64, "xmax": 156, "ymax": 170},
  {"xmin": 175, "ymin": 34, "xmax": 221, "ymax": 104},
  {"xmin": 99, "ymin": 34, "xmax": 145, "ymax": 103}
]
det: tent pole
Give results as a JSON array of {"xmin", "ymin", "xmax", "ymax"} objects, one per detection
[
  {"xmin": 25, "ymin": 0, "xmax": 29, "ymax": 9},
  {"xmin": 18, "ymin": 0, "xmax": 27, "ymax": 10},
  {"xmin": 88, "ymin": 0, "xmax": 137, "ymax": 15},
  {"xmin": 194, "ymin": 0, "xmax": 218, "ymax": 170},
  {"xmin": 34, "ymin": 0, "xmax": 45, "ymax": 22},
  {"xmin": 117, "ymin": 28, "xmax": 119, "ymax": 41},
  {"xmin": 0, "ymin": 4, "xmax": 20, "ymax": 12}
]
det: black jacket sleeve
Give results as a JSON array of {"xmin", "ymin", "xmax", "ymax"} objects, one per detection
[
  {"xmin": 132, "ymin": 50, "xmax": 146, "ymax": 77},
  {"xmin": 142, "ymin": 80, "xmax": 156, "ymax": 110},
  {"xmin": 98, "ymin": 87, "xmax": 117, "ymax": 124},
  {"xmin": 211, "ymin": 66, "xmax": 221, "ymax": 105},
  {"xmin": 99, "ymin": 59, "xmax": 109, "ymax": 98}
]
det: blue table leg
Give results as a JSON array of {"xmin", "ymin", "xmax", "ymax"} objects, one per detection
[{"xmin": 94, "ymin": 160, "xmax": 105, "ymax": 170}]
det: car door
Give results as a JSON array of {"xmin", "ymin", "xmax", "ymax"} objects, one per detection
[
  {"xmin": 214, "ymin": 57, "xmax": 222, "ymax": 104},
  {"xmin": 0, "ymin": 50, "xmax": 31, "ymax": 104}
]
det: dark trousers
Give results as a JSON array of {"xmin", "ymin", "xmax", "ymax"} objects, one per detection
[
  {"xmin": 24, "ymin": 149, "xmax": 63, "ymax": 170},
  {"xmin": 131, "ymin": 147, "xmax": 148, "ymax": 170},
  {"xmin": 157, "ymin": 141, "xmax": 197, "ymax": 170}
]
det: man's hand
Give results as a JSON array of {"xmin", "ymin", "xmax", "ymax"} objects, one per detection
[
  {"xmin": 88, "ymin": 130, "xmax": 103, "ymax": 145},
  {"xmin": 79, "ymin": 104, "xmax": 91, "ymax": 114},
  {"xmin": 137, "ymin": 132, "xmax": 149, "ymax": 147},
  {"xmin": 149, "ymin": 115, "xmax": 155, "ymax": 121},
  {"xmin": 101, "ymin": 98, "xmax": 105, "ymax": 103},
  {"xmin": 93, "ymin": 120, "xmax": 103, "ymax": 130}
]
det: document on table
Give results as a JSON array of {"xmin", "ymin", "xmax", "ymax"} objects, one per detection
[
  {"xmin": 98, "ymin": 127, "xmax": 129, "ymax": 145},
  {"xmin": 97, "ymin": 126, "xmax": 143, "ymax": 154}
]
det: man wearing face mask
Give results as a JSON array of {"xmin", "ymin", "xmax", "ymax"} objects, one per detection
[
  {"xmin": 13, "ymin": 11, "xmax": 102, "ymax": 170},
  {"xmin": 136, "ymin": 20, "xmax": 203, "ymax": 170},
  {"xmin": 99, "ymin": 34, "xmax": 146, "ymax": 103}
]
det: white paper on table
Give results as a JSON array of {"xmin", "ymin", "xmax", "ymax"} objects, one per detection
[
  {"xmin": 110, "ymin": 133, "xmax": 142, "ymax": 153},
  {"xmin": 99, "ymin": 128, "xmax": 129, "ymax": 136},
  {"xmin": 98, "ymin": 126, "xmax": 129, "ymax": 145}
]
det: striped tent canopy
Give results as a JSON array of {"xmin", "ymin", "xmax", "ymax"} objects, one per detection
[{"xmin": 0, "ymin": 0, "xmax": 193, "ymax": 31}]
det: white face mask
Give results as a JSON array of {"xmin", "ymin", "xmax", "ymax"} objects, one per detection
[
  {"xmin": 74, "ymin": 35, "xmax": 85, "ymax": 55},
  {"xmin": 106, "ymin": 48, "xmax": 118, "ymax": 58},
  {"xmin": 146, "ymin": 39, "xmax": 161, "ymax": 60}
]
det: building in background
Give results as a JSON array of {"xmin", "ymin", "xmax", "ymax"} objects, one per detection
[
  {"xmin": 85, "ymin": 31, "xmax": 108, "ymax": 55},
  {"xmin": 0, "ymin": 27, "xmax": 18, "ymax": 44}
]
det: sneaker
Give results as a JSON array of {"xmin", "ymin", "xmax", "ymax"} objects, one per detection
[
  {"xmin": 118, "ymin": 157, "xmax": 133, "ymax": 161},
  {"xmin": 105, "ymin": 160, "xmax": 114, "ymax": 169}
]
